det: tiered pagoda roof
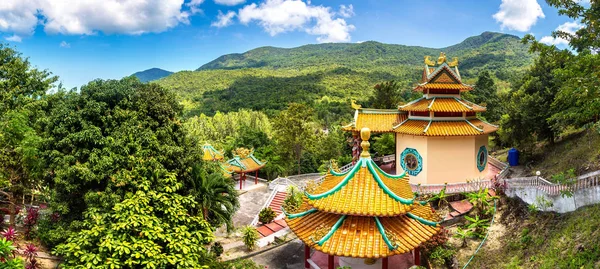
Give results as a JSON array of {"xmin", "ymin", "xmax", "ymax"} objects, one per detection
[
  {"xmin": 202, "ymin": 143, "xmax": 225, "ymax": 161},
  {"xmin": 341, "ymin": 101, "xmax": 407, "ymax": 133},
  {"xmin": 285, "ymin": 128, "xmax": 441, "ymax": 258},
  {"xmin": 342, "ymin": 53, "xmax": 499, "ymax": 137}
]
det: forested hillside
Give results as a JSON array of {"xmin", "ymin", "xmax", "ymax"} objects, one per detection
[{"xmin": 156, "ymin": 31, "xmax": 535, "ymax": 119}]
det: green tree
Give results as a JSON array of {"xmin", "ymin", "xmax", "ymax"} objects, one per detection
[
  {"xmin": 498, "ymin": 45, "xmax": 569, "ymax": 149},
  {"xmin": 471, "ymin": 70, "xmax": 502, "ymax": 122},
  {"xmin": 189, "ymin": 164, "xmax": 239, "ymax": 233},
  {"xmin": 40, "ymin": 78, "xmax": 213, "ymax": 266},
  {"xmin": 546, "ymin": 0, "xmax": 599, "ymax": 53},
  {"xmin": 273, "ymin": 103, "xmax": 316, "ymax": 175},
  {"xmin": 0, "ymin": 44, "xmax": 56, "ymax": 226},
  {"xmin": 369, "ymin": 81, "xmax": 401, "ymax": 109}
]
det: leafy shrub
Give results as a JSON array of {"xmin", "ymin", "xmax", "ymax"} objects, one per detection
[
  {"xmin": 23, "ymin": 207, "xmax": 39, "ymax": 240},
  {"xmin": 23, "ymin": 244, "xmax": 39, "ymax": 269},
  {"xmin": 422, "ymin": 226, "xmax": 449, "ymax": 253},
  {"xmin": 1, "ymin": 227, "xmax": 17, "ymax": 242},
  {"xmin": 258, "ymin": 208, "xmax": 276, "ymax": 224},
  {"xmin": 464, "ymin": 215, "xmax": 490, "ymax": 239},
  {"xmin": 36, "ymin": 217, "xmax": 76, "ymax": 249},
  {"xmin": 282, "ymin": 185, "xmax": 303, "ymax": 213},
  {"xmin": 242, "ymin": 226, "xmax": 259, "ymax": 251},
  {"xmin": 211, "ymin": 242, "xmax": 224, "ymax": 258},
  {"xmin": 428, "ymin": 245, "xmax": 456, "ymax": 267},
  {"xmin": 0, "ymin": 238, "xmax": 23, "ymax": 268}
]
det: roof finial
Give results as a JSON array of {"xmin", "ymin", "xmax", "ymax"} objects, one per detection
[
  {"xmin": 360, "ymin": 127, "xmax": 371, "ymax": 158},
  {"xmin": 437, "ymin": 52, "xmax": 447, "ymax": 65}
]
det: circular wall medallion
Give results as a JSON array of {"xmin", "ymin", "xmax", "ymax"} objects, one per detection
[
  {"xmin": 400, "ymin": 148, "xmax": 422, "ymax": 176},
  {"xmin": 477, "ymin": 145, "xmax": 488, "ymax": 172}
]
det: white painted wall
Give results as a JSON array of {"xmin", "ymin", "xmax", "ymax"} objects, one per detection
[{"xmin": 505, "ymin": 186, "xmax": 600, "ymax": 213}]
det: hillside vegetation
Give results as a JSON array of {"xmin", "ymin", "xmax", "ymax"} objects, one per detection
[
  {"xmin": 156, "ymin": 32, "xmax": 535, "ymax": 118},
  {"xmin": 467, "ymin": 198, "xmax": 600, "ymax": 269}
]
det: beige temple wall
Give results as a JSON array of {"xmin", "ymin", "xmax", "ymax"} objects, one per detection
[
  {"xmin": 427, "ymin": 136, "xmax": 477, "ymax": 184},
  {"xmin": 396, "ymin": 134, "xmax": 429, "ymax": 185},
  {"xmin": 396, "ymin": 134, "xmax": 491, "ymax": 185}
]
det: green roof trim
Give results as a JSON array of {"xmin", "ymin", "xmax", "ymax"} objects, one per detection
[
  {"xmin": 407, "ymin": 212, "xmax": 440, "ymax": 226},
  {"xmin": 283, "ymin": 207, "xmax": 318, "ymax": 219},
  {"xmin": 367, "ymin": 161, "xmax": 414, "ymax": 205},
  {"xmin": 305, "ymin": 158, "xmax": 362, "ymax": 200},
  {"xmin": 371, "ymin": 159, "xmax": 407, "ymax": 180},
  {"xmin": 374, "ymin": 217, "xmax": 397, "ymax": 250},
  {"xmin": 317, "ymin": 215, "xmax": 347, "ymax": 246}
]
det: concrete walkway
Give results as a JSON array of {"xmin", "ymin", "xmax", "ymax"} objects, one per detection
[{"xmin": 251, "ymin": 239, "xmax": 305, "ymax": 269}]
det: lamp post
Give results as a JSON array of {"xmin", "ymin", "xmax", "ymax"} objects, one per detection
[{"xmin": 536, "ymin": 171, "xmax": 541, "ymax": 185}]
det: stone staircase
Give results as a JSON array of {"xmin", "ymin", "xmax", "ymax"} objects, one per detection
[{"xmin": 269, "ymin": 191, "xmax": 286, "ymax": 216}]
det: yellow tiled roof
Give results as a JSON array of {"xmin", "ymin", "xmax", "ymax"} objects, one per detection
[
  {"xmin": 286, "ymin": 208, "xmax": 440, "ymax": 258},
  {"xmin": 342, "ymin": 109, "xmax": 407, "ymax": 133},
  {"xmin": 394, "ymin": 119, "xmax": 498, "ymax": 136},
  {"xmin": 285, "ymin": 127, "xmax": 440, "ymax": 259},
  {"xmin": 223, "ymin": 149, "xmax": 266, "ymax": 173},
  {"xmin": 415, "ymin": 83, "xmax": 472, "ymax": 91},
  {"xmin": 306, "ymin": 162, "xmax": 414, "ymax": 216},
  {"xmin": 399, "ymin": 98, "xmax": 486, "ymax": 113}
]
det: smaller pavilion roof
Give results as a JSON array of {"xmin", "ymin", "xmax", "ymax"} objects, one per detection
[
  {"xmin": 202, "ymin": 143, "xmax": 225, "ymax": 161},
  {"xmin": 399, "ymin": 97, "xmax": 486, "ymax": 113},
  {"xmin": 341, "ymin": 106, "xmax": 407, "ymax": 133},
  {"xmin": 224, "ymin": 147, "xmax": 266, "ymax": 173},
  {"xmin": 393, "ymin": 119, "xmax": 498, "ymax": 136},
  {"xmin": 415, "ymin": 58, "xmax": 473, "ymax": 92}
]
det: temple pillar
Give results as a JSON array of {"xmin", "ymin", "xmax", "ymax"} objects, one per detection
[
  {"xmin": 414, "ymin": 247, "xmax": 421, "ymax": 266},
  {"xmin": 328, "ymin": 255, "xmax": 334, "ymax": 269},
  {"xmin": 239, "ymin": 173, "xmax": 244, "ymax": 190},
  {"xmin": 352, "ymin": 133, "xmax": 361, "ymax": 165},
  {"xmin": 382, "ymin": 257, "xmax": 388, "ymax": 269},
  {"xmin": 304, "ymin": 244, "xmax": 310, "ymax": 269},
  {"xmin": 255, "ymin": 170, "xmax": 258, "ymax": 184}
]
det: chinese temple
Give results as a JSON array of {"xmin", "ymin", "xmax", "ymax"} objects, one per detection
[
  {"xmin": 285, "ymin": 128, "xmax": 441, "ymax": 269},
  {"xmin": 220, "ymin": 148, "xmax": 267, "ymax": 189},
  {"xmin": 343, "ymin": 53, "xmax": 498, "ymax": 185}
]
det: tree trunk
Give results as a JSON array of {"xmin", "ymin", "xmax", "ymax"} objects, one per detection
[
  {"xmin": 8, "ymin": 193, "xmax": 15, "ymax": 227},
  {"xmin": 203, "ymin": 207, "xmax": 209, "ymax": 221},
  {"xmin": 297, "ymin": 151, "xmax": 302, "ymax": 175}
]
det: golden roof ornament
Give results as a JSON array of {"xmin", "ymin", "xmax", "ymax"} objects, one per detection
[
  {"xmin": 351, "ymin": 99, "xmax": 362, "ymax": 110},
  {"xmin": 448, "ymin": 57, "xmax": 459, "ymax": 67},
  {"xmin": 360, "ymin": 127, "xmax": 371, "ymax": 158},
  {"xmin": 233, "ymin": 147, "xmax": 251, "ymax": 158},
  {"xmin": 437, "ymin": 52, "xmax": 447, "ymax": 64},
  {"xmin": 424, "ymin": 55, "xmax": 435, "ymax": 66}
]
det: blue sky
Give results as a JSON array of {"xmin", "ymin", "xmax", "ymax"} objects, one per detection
[{"xmin": 0, "ymin": 0, "xmax": 582, "ymax": 89}]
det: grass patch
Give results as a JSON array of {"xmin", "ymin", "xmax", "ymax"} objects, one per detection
[
  {"xmin": 468, "ymin": 198, "xmax": 600, "ymax": 269},
  {"xmin": 531, "ymin": 129, "xmax": 600, "ymax": 178}
]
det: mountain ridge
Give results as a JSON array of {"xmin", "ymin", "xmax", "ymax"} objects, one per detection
[
  {"xmin": 132, "ymin": 68, "xmax": 173, "ymax": 82},
  {"xmin": 154, "ymin": 31, "xmax": 535, "ymax": 118}
]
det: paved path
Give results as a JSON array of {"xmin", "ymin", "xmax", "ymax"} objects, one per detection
[{"xmin": 251, "ymin": 239, "xmax": 305, "ymax": 269}]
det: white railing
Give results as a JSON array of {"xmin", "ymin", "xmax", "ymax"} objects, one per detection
[
  {"xmin": 339, "ymin": 163, "xmax": 353, "ymax": 173},
  {"xmin": 411, "ymin": 180, "xmax": 494, "ymax": 195},
  {"xmin": 250, "ymin": 188, "xmax": 279, "ymax": 226},
  {"xmin": 503, "ymin": 172, "xmax": 600, "ymax": 196}
]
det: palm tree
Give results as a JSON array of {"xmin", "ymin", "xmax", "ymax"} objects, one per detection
[{"xmin": 189, "ymin": 164, "xmax": 240, "ymax": 232}]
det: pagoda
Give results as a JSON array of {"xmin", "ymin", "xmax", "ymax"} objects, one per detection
[
  {"xmin": 285, "ymin": 128, "xmax": 441, "ymax": 269},
  {"xmin": 343, "ymin": 53, "xmax": 498, "ymax": 184}
]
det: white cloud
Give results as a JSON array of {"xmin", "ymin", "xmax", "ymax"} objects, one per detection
[
  {"xmin": 540, "ymin": 21, "xmax": 583, "ymax": 46},
  {"xmin": 493, "ymin": 0, "xmax": 545, "ymax": 32},
  {"xmin": 0, "ymin": 0, "xmax": 204, "ymax": 37},
  {"xmin": 5, "ymin": 34, "xmax": 22, "ymax": 42},
  {"xmin": 238, "ymin": 0, "xmax": 355, "ymax": 43},
  {"xmin": 211, "ymin": 10, "xmax": 236, "ymax": 27},
  {"xmin": 60, "ymin": 41, "xmax": 70, "ymax": 48},
  {"xmin": 339, "ymin": 4, "xmax": 354, "ymax": 18},
  {"xmin": 214, "ymin": 0, "xmax": 246, "ymax": 6}
]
